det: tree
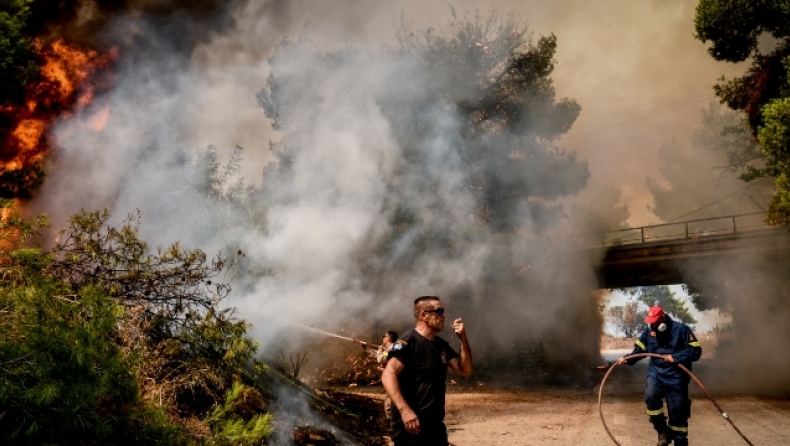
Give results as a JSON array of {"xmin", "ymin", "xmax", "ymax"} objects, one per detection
[
  {"xmin": 758, "ymin": 96, "xmax": 790, "ymax": 222},
  {"xmin": 607, "ymin": 299, "xmax": 647, "ymax": 337},
  {"xmin": 255, "ymin": 9, "xmax": 596, "ymax": 375},
  {"xmin": 628, "ymin": 285, "xmax": 697, "ymax": 326},
  {"xmin": 694, "ymin": 0, "xmax": 790, "ymax": 224},
  {"xmin": 0, "ymin": 0, "xmax": 38, "ymax": 108},
  {"xmin": 390, "ymin": 15, "xmax": 587, "ymax": 232},
  {"xmin": 257, "ymin": 10, "xmax": 588, "ymax": 238}
]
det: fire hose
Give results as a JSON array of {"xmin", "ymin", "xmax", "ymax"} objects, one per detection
[
  {"xmin": 352, "ymin": 339, "xmax": 381, "ymax": 350},
  {"xmin": 597, "ymin": 353, "xmax": 754, "ymax": 446},
  {"xmin": 294, "ymin": 323, "xmax": 381, "ymax": 350}
]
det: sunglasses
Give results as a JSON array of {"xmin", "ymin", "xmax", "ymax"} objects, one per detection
[{"xmin": 423, "ymin": 308, "xmax": 445, "ymax": 316}]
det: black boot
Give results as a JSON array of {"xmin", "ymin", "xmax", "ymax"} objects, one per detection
[{"xmin": 657, "ymin": 430, "xmax": 672, "ymax": 446}]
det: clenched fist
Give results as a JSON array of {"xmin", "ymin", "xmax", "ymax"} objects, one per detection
[{"xmin": 452, "ymin": 318, "xmax": 465, "ymax": 339}]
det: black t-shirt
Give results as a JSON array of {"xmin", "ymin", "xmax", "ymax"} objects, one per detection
[{"xmin": 387, "ymin": 328, "xmax": 459, "ymax": 425}]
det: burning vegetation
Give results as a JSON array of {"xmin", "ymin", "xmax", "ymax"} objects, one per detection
[
  {"xmin": 4, "ymin": 0, "xmax": 790, "ymax": 444},
  {"xmin": 0, "ymin": 37, "xmax": 116, "ymax": 198}
]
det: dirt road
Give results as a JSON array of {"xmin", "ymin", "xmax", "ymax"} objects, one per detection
[
  {"xmin": 441, "ymin": 388, "xmax": 789, "ymax": 445},
  {"xmin": 355, "ymin": 387, "xmax": 789, "ymax": 445},
  {"xmin": 352, "ymin": 354, "xmax": 790, "ymax": 445}
]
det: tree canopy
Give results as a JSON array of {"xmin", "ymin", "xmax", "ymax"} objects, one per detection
[
  {"xmin": 695, "ymin": 0, "xmax": 790, "ymax": 224},
  {"xmin": 255, "ymin": 11, "xmax": 599, "ymax": 373},
  {"xmin": 0, "ymin": 0, "xmax": 38, "ymax": 108},
  {"xmin": 258, "ymin": 12, "xmax": 588, "ymax": 239},
  {"xmin": 627, "ymin": 285, "xmax": 698, "ymax": 326},
  {"xmin": 694, "ymin": 0, "xmax": 790, "ymax": 63},
  {"xmin": 607, "ymin": 299, "xmax": 647, "ymax": 337}
]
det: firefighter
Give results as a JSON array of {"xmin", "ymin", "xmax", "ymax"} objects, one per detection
[{"xmin": 616, "ymin": 305, "xmax": 702, "ymax": 446}]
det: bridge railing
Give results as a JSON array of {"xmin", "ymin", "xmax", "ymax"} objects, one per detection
[{"xmin": 583, "ymin": 212, "xmax": 775, "ymax": 248}]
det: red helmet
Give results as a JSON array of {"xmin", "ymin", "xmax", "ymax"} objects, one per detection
[{"xmin": 645, "ymin": 305, "xmax": 665, "ymax": 324}]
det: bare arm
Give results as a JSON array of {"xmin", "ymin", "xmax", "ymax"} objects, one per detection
[
  {"xmin": 376, "ymin": 347, "xmax": 388, "ymax": 364},
  {"xmin": 382, "ymin": 357, "xmax": 420, "ymax": 434},
  {"xmin": 448, "ymin": 318, "xmax": 472, "ymax": 376}
]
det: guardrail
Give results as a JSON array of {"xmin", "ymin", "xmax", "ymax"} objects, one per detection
[{"xmin": 583, "ymin": 212, "xmax": 777, "ymax": 248}]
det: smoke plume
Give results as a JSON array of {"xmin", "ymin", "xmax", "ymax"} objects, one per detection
[{"xmin": 16, "ymin": 0, "xmax": 787, "ymax": 393}]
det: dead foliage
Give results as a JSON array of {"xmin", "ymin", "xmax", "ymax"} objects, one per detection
[
  {"xmin": 307, "ymin": 338, "xmax": 383, "ymax": 387},
  {"xmin": 47, "ymin": 210, "xmax": 266, "ymax": 432}
]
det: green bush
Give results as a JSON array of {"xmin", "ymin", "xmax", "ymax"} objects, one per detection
[
  {"xmin": 0, "ymin": 274, "xmax": 178, "ymax": 445},
  {"xmin": 1, "ymin": 207, "xmax": 273, "ymax": 444},
  {"xmin": 202, "ymin": 382, "xmax": 272, "ymax": 446}
]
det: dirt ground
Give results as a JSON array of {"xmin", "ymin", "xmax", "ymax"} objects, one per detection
[
  {"xmin": 308, "ymin": 339, "xmax": 787, "ymax": 445},
  {"xmin": 345, "ymin": 357, "xmax": 790, "ymax": 446},
  {"xmin": 440, "ymin": 390, "xmax": 790, "ymax": 445},
  {"xmin": 349, "ymin": 389, "xmax": 789, "ymax": 445}
]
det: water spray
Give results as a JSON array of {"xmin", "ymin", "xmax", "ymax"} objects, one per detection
[
  {"xmin": 598, "ymin": 353, "xmax": 754, "ymax": 445},
  {"xmin": 295, "ymin": 324, "xmax": 380, "ymax": 350}
]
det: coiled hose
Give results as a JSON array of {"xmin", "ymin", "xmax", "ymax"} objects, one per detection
[{"xmin": 597, "ymin": 353, "xmax": 754, "ymax": 445}]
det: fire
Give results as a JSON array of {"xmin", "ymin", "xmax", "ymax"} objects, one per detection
[
  {"xmin": 12, "ymin": 120, "xmax": 46, "ymax": 154},
  {"xmin": 41, "ymin": 41, "xmax": 92, "ymax": 102},
  {"xmin": 0, "ymin": 39, "xmax": 116, "ymax": 193}
]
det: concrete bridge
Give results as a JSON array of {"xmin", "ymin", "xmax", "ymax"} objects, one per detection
[{"xmin": 585, "ymin": 212, "xmax": 790, "ymax": 288}]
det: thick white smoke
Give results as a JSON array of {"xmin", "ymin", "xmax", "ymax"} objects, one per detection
[
  {"xmin": 29, "ymin": 2, "xmax": 604, "ymax": 379},
  {"xmin": 30, "ymin": 1, "xmax": 768, "ymax": 384}
]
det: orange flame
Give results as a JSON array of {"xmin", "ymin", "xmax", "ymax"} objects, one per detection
[
  {"xmin": 0, "ymin": 39, "xmax": 116, "ymax": 178},
  {"xmin": 12, "ymin": 120, "xmax": 46, "ymax": 152}
]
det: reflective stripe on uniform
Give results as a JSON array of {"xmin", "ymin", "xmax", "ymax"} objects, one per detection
[
  {"xmin": 635, "ymin": 340, "xmax": 647, "ymax": 351},
  {"xmin": 647, "ymin": 408, "xmax": 664, "ymax": 416},
  {"xmin": 689, "ymin": 341, "xmax": 701, "ymax": 347},
  {"xmin": 669, "ymin": 425, "xmax": 689, "ymax": 432}
]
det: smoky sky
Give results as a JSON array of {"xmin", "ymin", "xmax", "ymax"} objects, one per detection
[
  {"xmin": 23, "ymin": 0, "xmax": 750, "ymax": 226},
  {"xmin": 21, "ymin": 0, "xmax": 789, "ymax": 389}
]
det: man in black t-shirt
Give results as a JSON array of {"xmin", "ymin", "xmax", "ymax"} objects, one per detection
[{"xmin": 382, "ymin": 296, "xmax": 473, "ymax": 446}]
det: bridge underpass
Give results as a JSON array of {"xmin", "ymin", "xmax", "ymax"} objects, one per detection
[
  {"xmin": 574, "ymin": 213, "xmax": 790, "ymax": 405},
  {"xmin": 584, "ymin": 213, "xmax": 790, "ymax": 289}
]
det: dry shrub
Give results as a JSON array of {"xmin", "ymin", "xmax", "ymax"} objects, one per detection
[{"xmin": 49, "ymin": 210, "xmax": 265, "ymax": 431}]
